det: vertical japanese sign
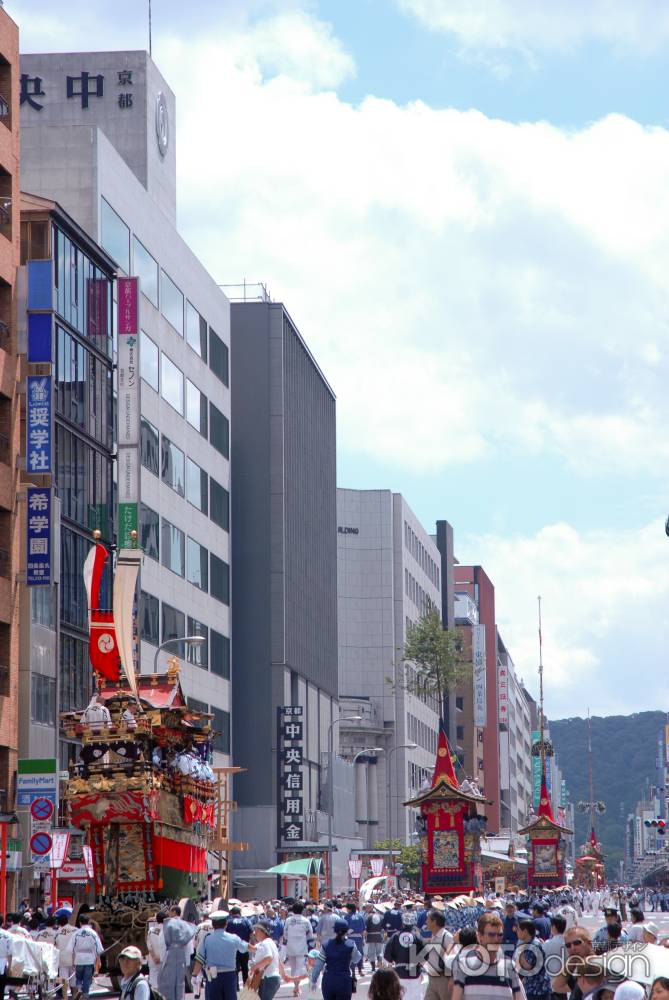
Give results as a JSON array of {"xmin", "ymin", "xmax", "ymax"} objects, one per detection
[
  {"xmin": 117, "ymin": 277, "xmax": 140, "ymax": 548},
  {"xmin": 278, "ymin": 706, "xmax": 304, "ymax": 844},
  {"xmin": 26, "ymin": 487, "xmax": 52, "ymax": 585},
  {"xmin": 532, "ymin": 730, "xmax": 541, "ymax": 808},
  {"xmin": 498, "ymin": 660, "xmax": 508, "ymax": 725},
  {"xmin": 560, "ymin": 778, "xmax": 567, "ymax": 809},
  {"xmin": 26, "ymin": 375, "xmax": 52, "ymax": 473},
  {"xmin": 472, "ymin": 624, "xmax": 487, "ymax": 727}
]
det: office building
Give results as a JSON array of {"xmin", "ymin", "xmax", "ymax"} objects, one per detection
[
  {"xmin": 20, "ymin": 52, "xmax": 232, "ymax": 770},
  {"xmin": 337, "ymin": 488, "xmax": 442, "ymax": 846},
  {"xmin": 229, "ymin": 292, "xmax": 343, "ymax": 893},
  {"xmin": 0, "ymin": 6, "xmax": 20, "ymax": 907}
]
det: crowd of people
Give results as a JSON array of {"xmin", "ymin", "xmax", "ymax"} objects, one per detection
[{"xmin": 2, "ymin": 886, "xmax": 669, "ymax": 1000}]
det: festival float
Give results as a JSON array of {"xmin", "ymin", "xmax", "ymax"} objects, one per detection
[
  {"xmin": 60, "ymin": 532, "xmax": 241, "ymax": 967},
  {"xmin": 404, "ymin": 726, "xmax": 490, "ymax": 896},
  {"xmin": 573, "ymin": 712, "xmax": 606, "ymax": 888},
  {"xmin": 519, "ymin": 599, "xmax": 572, "ymax": 891}
]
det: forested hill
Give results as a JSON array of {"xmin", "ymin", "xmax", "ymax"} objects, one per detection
[{"xmin": 549, "ymin": 711, "xmax": 665, "ymax": 877}]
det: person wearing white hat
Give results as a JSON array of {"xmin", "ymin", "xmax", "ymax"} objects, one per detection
[
  {"xmin": 643, "ymin": 922, "xmax": 659, "ymax": 944},
  {"xmin": 119, "ymin": 946, "xmax": 150, "ymax": 1000}
]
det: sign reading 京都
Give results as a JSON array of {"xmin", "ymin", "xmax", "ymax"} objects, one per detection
[
  {"xmin": 26, "ymin": 487, "xmax": 52, "ymax": 586},
  {"xmin": 472, "ymin": 624, "xmax": 486, "ymax": 727},
  {"xmin": 116, "ymin": 277, "xmax": 140, "ymax": 548},
  {"xmin": 278, "ymin": 706, "xmax": 304, "ymax": 844},
  {"xmin": 26, "ymin": 375, "xmax": 52, "ymax": 473},
  {"xmin": 532, "ymin": 730, "xmax": 542, "ymax": 808}
]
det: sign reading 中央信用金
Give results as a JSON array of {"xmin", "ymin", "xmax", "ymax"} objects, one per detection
[{"xmin": 278, "ymin": 706, "xmax": 304, "ymax": 844}]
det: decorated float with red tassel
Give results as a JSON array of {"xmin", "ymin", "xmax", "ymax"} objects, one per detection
[
  {"xmin": 404, "ymin": 726, "xmax": 490, "ymax": 896},
  {"xmin": 61, "ymin": 532, "xmax": 217, "ymax": 903}
]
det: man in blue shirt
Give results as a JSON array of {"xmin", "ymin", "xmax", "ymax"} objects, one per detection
[
  {"xmin": 503, "ymin": 902, "xmax": 519, "ymax": 953},
  {"xmin": 531, "ymin": 904, "xmax": 551, "ymax": 942},
  {"xmin": 193, "ymin": 912, "xmax": 250, "ymax": 1000},
  {"xmin": 383, "ymin": 900, "xmax": 404, "ymax": 936},
  {"xmin": 263, "ymin": 906, "xmax": 284, "ymax": 945},
  {"xmin": 344, "ymin": 904, "xmax": 365, "ymax": 975},
  {"xmin": 226, "ymin": 908, "xmax": 253, "ymax": 987}
]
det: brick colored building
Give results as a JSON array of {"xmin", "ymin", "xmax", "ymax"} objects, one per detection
[{"xmin": 0, "ymin": 6, "xmax": 21, "ymax": 906}]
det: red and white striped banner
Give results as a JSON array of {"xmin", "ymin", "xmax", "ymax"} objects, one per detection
[
  {"xmin": 349, "ymin": 858, "xmax": 363, "ymax": 880},
  {"xmin": 51, "ymin": 833, "xmax": 71, "ymax": 871}
]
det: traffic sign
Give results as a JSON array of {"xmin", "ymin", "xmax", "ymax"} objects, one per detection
[
  {"xmin": 30, "ymin": 797, "xmax": 54, "ymax": 822},
  {"xmin": 30, "ymin": 831, "xmax": 52, "ymax": 856}
]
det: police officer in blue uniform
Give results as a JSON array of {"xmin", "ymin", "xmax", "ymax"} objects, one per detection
[{"xmin": 193, "ymin": 912, "xmax": 250, "ymax": 1000}]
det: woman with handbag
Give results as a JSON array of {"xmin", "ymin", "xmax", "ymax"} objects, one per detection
[{"xmin": 249, "ymin": 922, "xmax": 282, "ymax": 1000}]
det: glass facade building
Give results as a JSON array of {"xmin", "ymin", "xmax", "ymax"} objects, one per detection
[{"xmin": 20, "ymin": 201, "xmax": 116, "ymax": 768}]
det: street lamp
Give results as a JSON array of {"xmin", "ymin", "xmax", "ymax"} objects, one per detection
[
  {"xmin": 327, "ymin": 716, "xmax": 363, "ymax": 895},
  {"xmin": 386, "ymin": 742, "xmax": 418, "ymax": 877},
  {"xmin": 153, "ymin": 634, "xmax": 206, "ymax": 672}
]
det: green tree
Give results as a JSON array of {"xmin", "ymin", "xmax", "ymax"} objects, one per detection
[
  {"xmin": 400, "ymin": 605, "xmax": 471, "ymax": 723},
  {"xmin": 374, "ymin": 839, "xmax": 422, "ymax": 888}
]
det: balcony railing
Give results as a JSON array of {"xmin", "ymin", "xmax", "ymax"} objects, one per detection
[{"xmin": 455, "ymin": 592, "xmax": 479, "ymax": 625}]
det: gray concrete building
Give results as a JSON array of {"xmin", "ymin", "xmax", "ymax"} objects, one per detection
[
  {"xmin": 229, "ymin": 293, "xmax": 349, "ymax": 894},
  {"xmin": 337, "ymin": 489, "xmax": 443, "ymax": 847},
  {"xmin": 20, "ymin": 53, "xmax": 232, "ymax": 773}
]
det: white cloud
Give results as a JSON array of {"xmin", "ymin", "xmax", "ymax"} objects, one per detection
[
  {"xmin": 460, "ymin": 519, "xmax": 669, "ymax": 716},
  {"xmin": 154, "ymin": 34, "xmax": 669, "ymax": 478},
  {"xmin": 397, "ymin": 0, "xmax": 669, "ymax": 55}
]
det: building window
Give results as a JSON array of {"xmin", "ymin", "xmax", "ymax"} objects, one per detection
[
  {"xmin": 456, "ymin": 696, "xmax": 464, "ymax": 711},
  {"xmin": 140, "ymin": 503, "xmax": 160, "ymax": 561},
  {"xmin": 161, "ymin": 518, "xmax": 185, "ymax": 577},
  {"xmin": 161, "ymin": 434, "xmax": 185, "ymax": 496},
  {"xmin": 210, "ymin": 478, "xmax": 229, "ymax": 531},
  {"xmin": 209, "ymin": 402, "xmax": 229, "ymax": 458},
  {"xmin": 456, "ymin": 725, "xmax": 464, "ymax": 740},
  {"xmin": 140, "ymin": 331, "xmax": 159, "ymax": 391},
  {"xmin": 209, "ymin": 328, "xmax": 229, "ymax": 386},
  {"xmin": 210, "ymin": 629, "xmax": 230, "ymax": 679},
  {"xmin": 162, "ymin": 602, "xmax": 185, "ymax": 644},
  {"xmin": 186, "ymin": 458, "xmax": 208, "ymax": 515},
  {"xmin": 140, "ymin": 417, "xmax": 159, "ymax": 477},
  {"xmin": 211, "ymin": 706, "xmax": 231, "ymax": 754},
  {"xmin": 210, "ymin": 554, "xmax": 230, "ymax": 605},
  {"xmin": 160, "ymin": 353, "xmax": 183, "ymax": 414},
  {"xmin": 187, "ymin": 695, "xmax": 208, "ymax": 714},
  {"xmin": 59, "ymin": 631, "xmax": 91, "ymax": 712},
  {"xmin": 186, "ymin": 301, "xmax": 208, "ymax": 361},
  {"xmin": 31, "ymin": 587, "xmax": 55, "ymax": 629},
  {"xmin": 187, "ymin": 536, "xmax": 209, "ymax": 592},
  {"xmin": 186, "ymin": 380, "xmax": 208, "ymax": 436},
  {"xmin": 133, "ymin": 237, "xmax": 158, "ymax": 307},
  {"xmin": 31, "ymin": 674, "xmax": 56, "ymax": 725},
  {"xmin": 187, "ymin": 616, "xmax": 208, "ymax": 669},
  {"xmin": 140, "ymin": 591, "xmax": 159, "ymax": 646},
  {"xmin": 100, "ymin": 198, "xmax": 129, "ymax": 274},
  {"xmin": 160, "ymin": 269, "xmax": 184, "ymax": 335}
]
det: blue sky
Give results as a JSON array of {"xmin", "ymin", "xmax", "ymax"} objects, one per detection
[{"xmin": 12, "ymin": 0, "xmax": 669, "ymax": 716}]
